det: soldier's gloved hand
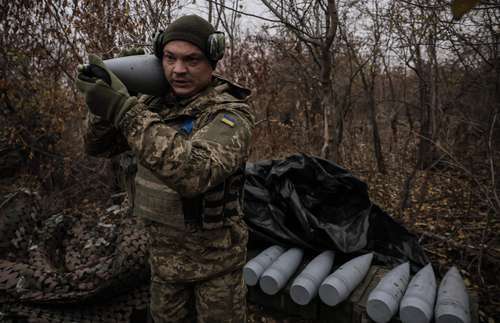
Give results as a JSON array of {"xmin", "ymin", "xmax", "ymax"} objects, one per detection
[
  {"xmin": 76, "ymin": 54, "xmax": 137, "ymax": 127},
  {"xmin": 118, "ymin": 47, "xmax": 145, "ymax": 57}
]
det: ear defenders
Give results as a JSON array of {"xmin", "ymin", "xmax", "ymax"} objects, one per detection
[{"xmin": 153, "ymin": 30, "xmax": 225, "ymax": 62}]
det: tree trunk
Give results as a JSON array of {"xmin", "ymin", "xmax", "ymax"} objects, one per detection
[
  {"xmin": 358, "ymin": 60, "xmax": 386, "ymax": 173},
  {"xmin": 415, "ymin": 45, "xmax": 434, "ymax": 170},
  {"xmin": 320, "ymin": 74, "xmax": 334, "ymax": 158},
  {"xmin": 368, "ymin": 87, "xmax": 386, "ymax": 174},
  {"xmin": 320, "ymin": 0, "xmax": 338, "ymax": 160},
  {"xmin": 208, "ymin": 0, "xmax": 213, "ymax": 24}
]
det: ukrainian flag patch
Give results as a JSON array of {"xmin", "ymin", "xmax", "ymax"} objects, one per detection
[{"xmin": 221, "ymin": 114, "xmax": 236, "ymax": 127}]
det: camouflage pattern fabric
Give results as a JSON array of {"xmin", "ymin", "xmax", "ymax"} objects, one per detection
[
  {"xmin": 83, "ymin": 75, "xmax": 254, "ymax": 321},
  {"xmin": 118, "ymin": 75, "xmax": 254, "ymax": 199},
  {"xmin": 0, "ymin": 191, "xmax": 39, "ymax": 262},
  {"xmin": 145, "ymin": 216, "xmax": 248, "ymax": 282},
  {"xmin": 0, "ymin": 191, "xmax": 150, "ymax": 322},
  {"xmin": 1, "ymin": 285, "xmax": 149, "ymax": 323},
  {"xmin": 83, "ymin": 112, "xmax": 130, "ymax": 158},
  {"xmin": 84, "ymin": 75, "xmax": 254, "ymax": 227},
  {"xmin": 150, "ymin": 268, "xmax": 246, "ymax": 323}
]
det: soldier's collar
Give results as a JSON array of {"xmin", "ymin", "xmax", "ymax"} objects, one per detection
[{"xmin": 158, "ymin": 85, "xmax": 215, "ymax": 119}]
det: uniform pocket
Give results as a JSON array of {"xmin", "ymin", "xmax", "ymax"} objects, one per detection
[{"xmin": 199, "ymin": 226, "xmax": 232, "ymax": 250}]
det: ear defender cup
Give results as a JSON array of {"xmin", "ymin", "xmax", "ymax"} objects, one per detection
[
  {"xmin": 153, "ymin": 30, "xmax": 165, "ymax": 59},
  {"xmin": 207, "ymin": 31, "xmax": 225, "ymax": 61}
]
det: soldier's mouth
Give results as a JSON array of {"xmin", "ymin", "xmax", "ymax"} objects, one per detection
[{"xmin": 172, "ymin": 80, "xmax": 191, "ymax": 86}]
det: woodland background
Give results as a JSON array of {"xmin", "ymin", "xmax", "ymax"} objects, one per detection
[{"xmin": 0, "ymin": 0, "xmax": 498, "ymax": 321}]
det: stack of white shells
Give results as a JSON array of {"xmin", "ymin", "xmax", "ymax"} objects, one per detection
[
  {"xmin": 244, "ymin": 246, "xmax": 471, "ymax": 323},
  {"xmin": 367, "ymin": 264, "xmax": 470, "ymax": 323}
]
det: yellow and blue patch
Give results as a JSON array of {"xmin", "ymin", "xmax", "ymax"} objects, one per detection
[{"xmin": 221, "ymin": 114, "xmax": 236, "ymax": 127}]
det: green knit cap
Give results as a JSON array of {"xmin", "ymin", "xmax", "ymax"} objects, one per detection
[{"xmin": 155, "ymin": 15, "xmax": 216, "ymax": 61}]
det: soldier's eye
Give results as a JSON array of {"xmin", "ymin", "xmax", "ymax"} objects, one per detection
[
  {"xmin": 164, "ymin": 53, "xmax": 176, "ymax": 63},
  {"xmin": 186, "ymin": 57, "xmax": 200, "ymax": 66}
]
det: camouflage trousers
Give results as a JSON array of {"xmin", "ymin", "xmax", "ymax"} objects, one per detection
[
  {"xmin": 150, "ymin": 268, "xmax": 247, "ymax": 323},
  {"xmin": 144, "ymin": 217, "xmax": 249, "ymax": 323}
]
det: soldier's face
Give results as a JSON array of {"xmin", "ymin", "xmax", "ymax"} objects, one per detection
[{"xmin": 162, "ymin": 40, "xmax": 213, "ymax": 97}]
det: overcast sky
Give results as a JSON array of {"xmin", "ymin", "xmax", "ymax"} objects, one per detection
[{"xmin": 181, "ymin": 0, "xmax": 275, "ymax": 32}]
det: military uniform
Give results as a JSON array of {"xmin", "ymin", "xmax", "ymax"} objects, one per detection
[{"xmin": 84, "ymin": 75, "xmax": 254, "ymax": 322}]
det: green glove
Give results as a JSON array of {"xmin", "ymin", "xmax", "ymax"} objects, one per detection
[
  {"xmin": 76, "ymin": 54, "xmax": 137, "ymax": 127},
  {"xmin": 118, "ymin": 47, "xmax": 145, "ymax": 57}
]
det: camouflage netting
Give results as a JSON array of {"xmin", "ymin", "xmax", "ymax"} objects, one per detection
[{"xmin": 0, "ymin": 191, "xmax": 150, "ymax": 322}]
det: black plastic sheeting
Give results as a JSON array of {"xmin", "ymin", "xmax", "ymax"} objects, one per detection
[{"xmin": 244, "ymin": 154, "xmax": 429, "ymax": 272}]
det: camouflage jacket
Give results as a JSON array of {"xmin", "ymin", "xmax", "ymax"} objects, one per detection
[
  {"xmin": 84, "ymin": 75, "xmax": 254, "ymax": 224},
  {"xmin": 85, "ymin": 75, "xmax": 254, "ymax": 281}
]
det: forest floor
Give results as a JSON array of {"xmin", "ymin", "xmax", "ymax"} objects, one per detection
[
  {"xmin": 0, "ymin": 157, "xmax": 498, "ymax": 323},
  {"xmin": 363, "ymin": 169, "xmax": 499, "ymax": 323}
]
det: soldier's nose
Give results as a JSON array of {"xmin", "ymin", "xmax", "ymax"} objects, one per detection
[{"xmin": 173, "ymin": 61, "xmax": 188, "ymax": 74}]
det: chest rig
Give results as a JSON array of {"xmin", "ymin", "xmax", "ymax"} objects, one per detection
[
  {"xmin": 134, "ymin": 90, "xmax": 246, "ymax": 230},
  {"xmin": 182, "ymin": 165, "xmax": 246, "ymax": 229}
]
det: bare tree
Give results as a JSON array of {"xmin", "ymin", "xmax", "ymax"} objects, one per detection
[
  {"xmin": 341, "ymin": 0, "xmax": 386, "ymax": 174},
  {"xmin": 261, "ymin": 0, "xmax": 340, "ymax": 160},
  {"xmin": 212, "ymin": 0, "xmax": 243, "ymax": 73}
]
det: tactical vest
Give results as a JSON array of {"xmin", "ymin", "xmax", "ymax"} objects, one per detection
[
  {"xmin": 134, "ymin": 164, "xmax": 185, "ymax": 228},
  {"xmin": 134, "ymin": 163, "xmax": 246, "ymax": 229},
  {"xmin": 133, "ymin": 89, "xmax": 248, "ymax": 230},
  {"xmin": 184, "ymin": 165, "xmax": 246, "ymax": 229}
]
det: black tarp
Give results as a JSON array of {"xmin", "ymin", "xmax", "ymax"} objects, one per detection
[{"xmin": 244, "ymin": 154, "xmax": 429, "ymax": 271}]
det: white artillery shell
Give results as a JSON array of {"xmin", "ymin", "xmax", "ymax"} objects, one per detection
[
  {"xmin": 319, "ymin": 253, "xmax": 373, "ymax": 306},
  {"xmin": 400, "ymin": 263, "xmax": 437, "ymax": 323},
  {"xmin": 290, "ymin": 250, "xmax": 335, "ymax": 305},
  {"xmin": 435, "ymin": 266, "xmax": 471, "ymax": 323},
  {"xmin": 259, "ymin": 248, "xmax": 304, "ymax": 295},
  {"xmin": 243, "ymin": 245, "xmax": 286, "ymax": 286},
  {"xmin": 104, "ymin": 55, "xmax": 168, "ymax": 97},
  {"xmin": 367, "ymin": 262, "xmax": 410, "ymax": 323}
]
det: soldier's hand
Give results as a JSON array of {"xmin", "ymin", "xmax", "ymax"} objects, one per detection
[
  {"xmin": 76, "ymin": 54, "xmax": 137, "ymax": 127},
  {"xmin": 117, "ymin": 47, "xmax": 145, "ymax": 57}
]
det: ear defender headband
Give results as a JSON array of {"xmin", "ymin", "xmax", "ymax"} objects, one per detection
[{"xmin": 153, "ymin": 30, "xmax": 225, "ymax": 62}]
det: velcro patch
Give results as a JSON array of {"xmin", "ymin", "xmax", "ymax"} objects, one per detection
[{"xmin": 180, "ymin": 118, "xmax": 194, "ymax": 135}]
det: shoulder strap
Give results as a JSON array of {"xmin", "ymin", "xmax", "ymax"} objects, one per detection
[{"xmin": 138, "ymin": 94, "xmax": 163, "ymax": 107}]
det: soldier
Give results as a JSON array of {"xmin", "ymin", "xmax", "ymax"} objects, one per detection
[{"xmin": 76, "ymin": 15, "xmax": 254, "ymax": 323}]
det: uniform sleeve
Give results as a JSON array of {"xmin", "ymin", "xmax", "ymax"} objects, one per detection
[
  {"xmin": 118, "ymin": 103, "xmax": 254, "ymax": 197},
  {"xmin": 83, "ymin": 111, "xmax": 130, "ymax": 158}
]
